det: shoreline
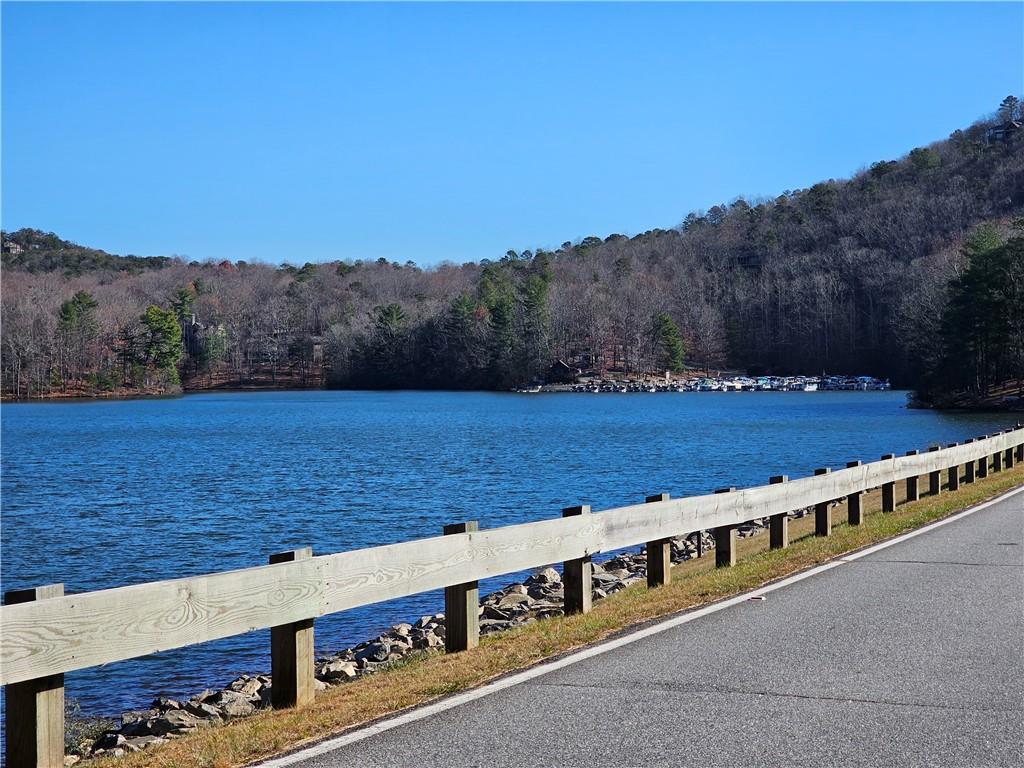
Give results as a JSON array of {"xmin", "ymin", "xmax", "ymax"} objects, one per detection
[
  {"xmin": 69, "ymin": 467, "xmax": 1024, "ymax": 765},
  {"xmin": 74, "ymin": 524, "xmax": 745, "ymax": 760},
  {"xmin": 5, "ymin": 385, "xmax": 1021, "ymax": 414}
]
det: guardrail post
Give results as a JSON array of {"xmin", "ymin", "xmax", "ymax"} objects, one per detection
[
  {"xmin": 946, "ymin": 443, "xmax": 961, "ymax": 491},
  {"xmin": 268, "ymin": 548, "xmax": 315, "ymax": 709},
  {"xmin": 1016, "ymin": 438, "xmax": 1023, "ymax": 464},
  {"xmin": 881, "ymin": 454, "xmax": 896, "ymax": 512},
  {"xmin": 645, "ymin": 494, "xmax": 672, "ymax": 588},
  {"xmin": 977, "ymin": 436, "xmax": 989, "ymax": 478},
  {"xmin": 814, "ymin": 468, "xmax": 832, "ymax": 536},
  {"xmin": 1005, "ymin": 443, "xmax": 1015, "ymax": 469},
  {"xmin": 993, "ymin": 441, "xmax": 1003, "ymax": 472},
  {"xmin": 4, "ymin": 584, "xmax": 65, "ymax": 768},
  {"xmin": 562, "ymin": 505, "xmax": 592, "ymax": 615},
  {"xmin": 964, "ymin": 439, "xmax": 977, "ymax": 483},
  {"xmin": 905, "ymin": 450, "xmax": 920, "ymax": 502},
  {"xmin": 927, "ymin": 446, "xmax": 942, "ymax": 496},
  {"xmin": 713, "ymin": 487, "xmax": 737, "ymax": 568},
  {"xmin": 846, "ymin": 461, "xmax": 864, "ymax": 525},
  {"xmin": 444, "ymin": 521, "xmax": 480, "ymax": 652},
  {"xmin": 768, "ymin": 475, "xmax": 789, "ymax": 548}
]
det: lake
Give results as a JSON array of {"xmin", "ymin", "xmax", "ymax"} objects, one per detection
[{"xmin": 0, "ymin": 390, "xmax": 1016, "ymax": 716}]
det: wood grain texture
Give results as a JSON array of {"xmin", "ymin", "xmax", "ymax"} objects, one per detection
[
  {"xmin": 4, "ymin": 584, "xmax": 64, "ymax": 768},
  {"xmin": 443, "ymin": 521, "xmax": 480, "ymax": 653},
  {"xmin": 644, "ymin": 494, "xmax": 672, "ymax": 588},
  {"xmin": 319, "ymin": 514, "xmax": 603, "ymax": 615},
  {"xmin": 1, "ymin": 559, "xmax": 325, "ymax": 686},
  {"xmin": 561, "ymin": 506, "xmax": 592, "ymax": 616},
  {"xmin": 768, "ymin": 475, "xmax": 790, "ymax": 548},
  {"xmin": 2, "ymin": 428, "xmax": 1021, "ymax": 686},
  {"xmin": 269, "ymin": 548, "xmax": 315, "ymax": 709}
]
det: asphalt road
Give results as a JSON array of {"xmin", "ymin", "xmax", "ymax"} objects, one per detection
[{"xmin": 274, "ymin": 489, "xmax": 1024, "ymax": 768}]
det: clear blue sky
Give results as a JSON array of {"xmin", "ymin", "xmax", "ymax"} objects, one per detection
[{"xmin": 3, "ymin": 2, "xmax": 1022, "ymax": 265}]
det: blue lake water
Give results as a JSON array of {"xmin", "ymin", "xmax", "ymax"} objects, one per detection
[{"xmin": 0, "ymin": 390, "xmax": 1015, "ymax": 716}]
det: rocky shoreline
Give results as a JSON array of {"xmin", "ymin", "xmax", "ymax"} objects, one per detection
[{"xmin": 72, "ymin": 504, "xmax": 821, "ymax": 763}]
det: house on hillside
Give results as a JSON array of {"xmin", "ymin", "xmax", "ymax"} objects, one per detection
[{"xmin": 986, "ymin": 120, "xmax": 1021, "ymax": 144}]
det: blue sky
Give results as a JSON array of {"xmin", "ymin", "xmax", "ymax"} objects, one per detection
[{"xmin": 3, "ymin": 2, "xmax": 1022, "ymax": 265}]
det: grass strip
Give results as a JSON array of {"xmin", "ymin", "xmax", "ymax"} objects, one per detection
[{"xmin": 96, "ymin": 464, "xmax": 1024, "ymax": 768}]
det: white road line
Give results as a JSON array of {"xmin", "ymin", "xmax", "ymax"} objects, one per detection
[
  {"xmin": 253, "ymin": 483, "xmax": 1024, "ymax": 767},
  {"xmin": 835, "ymin": 483, "xmax": 1023, "ymax": 563}
]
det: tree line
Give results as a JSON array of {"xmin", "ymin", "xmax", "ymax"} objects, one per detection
[
  {"xmin": 2, "ymin": 98, "xmax": 1022, "ymax": 402},
  {"xmin": 911, "ymin": 220, "xmax": 1024, "ymax": 406}
]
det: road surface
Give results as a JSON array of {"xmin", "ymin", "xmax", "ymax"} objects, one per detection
[{"xmin": 266, "ymin": 488, "xmax": 1024, "ymax": 767}]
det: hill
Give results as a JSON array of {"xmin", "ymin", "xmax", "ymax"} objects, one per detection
[
  {"xmin": 2, "ymin": 96, "xmax": 1022, "ymax": 402},
  {"xmin": 1, "ymin": 228, "xmax": 172, "ymax": 275}
]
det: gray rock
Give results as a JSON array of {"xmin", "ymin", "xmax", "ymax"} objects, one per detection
[
  {"xmin": 497, "ymin": 595, "xmax": 533, "ymax": 612},
  {"xmin": 228, "ymin": 676, "xmax": 262, "ymax": 697},
  {"xmin": 259, "ymin": 686, "xmax": 273, "ymax": 708},
  {"xmin": 209, "ymin": 690, "xmax": 256, "ymax": 719},
  {"xmin": 525, "ymin": 567, "xmax": 561, "ymax": 586},
  {"xmin": 482, "ymin": 605, "xmax": 512, "ymax": 621},
  {"xmin": 413, "ymin": 632, "xmax": 443, "ymax": 650},
  {"xmin": 151, "ymin": 696, "xmax": 181, "ymax": 711},
  {"xmin": 121, "ymin": 709, "xmax": 158, "ymax": 727},
  {"xmin": 93, "ymin": 733, "xmax": 127, "ymax": 751},
  {"xmin": 321, "ymin": 660, "xmax": 358, "ymax": 681},
  {"xmin": 531, "ymin": 599, "xmax": 561, "ymax": 611},
  {"xmin": 355, "ymin": 642, "xmax": 390, "ymax": 663},
  {"xmin": 149, "ymin": 709, "xmax": 205, "ymax": 735},
  {"xmin": 119, "ymin": 710, "xmax": 159, "ymax": 737},
  {"xmin": 592, "ymin": 572, "xmax": 621, "ymax": 588},
  {"xmin": 389, "ymin": 637, "xmax": 412, "ymax": 653},
  {"xmin": 184, "ymin": 701, "xmax": 224, "ymax": 721},
  {"xmin": 124, "ymin": 735, "xmax": 168, "ymax": 753}
]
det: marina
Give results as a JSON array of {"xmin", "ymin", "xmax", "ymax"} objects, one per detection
[{"xmin": 517, "ymin": 374, "xmax": 892, "ymax": 394}]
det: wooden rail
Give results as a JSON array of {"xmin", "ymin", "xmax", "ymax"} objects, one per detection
[{"xmin": 3, "ymin": 426, "xmax": 1023, "ymax": 767}]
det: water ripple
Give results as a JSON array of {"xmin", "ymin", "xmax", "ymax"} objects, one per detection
[{"xmin": 0, "ymin": 390, "xmax": 1013, "ymax": 715}]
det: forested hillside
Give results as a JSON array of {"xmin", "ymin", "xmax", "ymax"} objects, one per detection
[
  {"xmin": 1, "ymin": 229, "xmax": 172, "ymax": 275},
  {"xmin": 3, "ymin": 98, "xmax": 1023, "ymax": 402}
]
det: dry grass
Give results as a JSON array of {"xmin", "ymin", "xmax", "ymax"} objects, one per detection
[{"xmin": 96, "ymin": 463, "xmax": 1024, "ymax": 768}]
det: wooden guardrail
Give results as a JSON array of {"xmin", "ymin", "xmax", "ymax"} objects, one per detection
[{"xmin": 3, "ymin": 427, "xmax": 1023, "ymax": 767}]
